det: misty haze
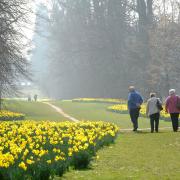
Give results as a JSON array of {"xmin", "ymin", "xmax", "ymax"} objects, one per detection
[{"xmin": 0, "ymin": 0, "xmax": 180, "ymax": 179}]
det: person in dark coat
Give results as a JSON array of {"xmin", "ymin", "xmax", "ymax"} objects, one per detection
[
  {"xmin": 34, "ymin": 94, "xmax": 38, "ymax": 102},
  {"xmin": 128, "ymin": 86, "xmax": 143, "ymax": 131}
]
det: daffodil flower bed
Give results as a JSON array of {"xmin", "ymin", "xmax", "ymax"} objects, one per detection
[
  {"xmin": 0, "ymin": 111, "xmax": 25, "ymax": 120},
  {"xmin": 0, "ymin": 121, "xmax": 118, "ymax": 179},
  {"xmin": 72, "ymin": 98, "xmax": 126, "ymax": 104},
  {"xmin": 107, "ymin": 104, "xmax": 170, "ymax": 120}
]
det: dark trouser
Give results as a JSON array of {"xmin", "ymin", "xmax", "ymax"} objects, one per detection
[
  {"xmin": 170, "ymin": 113, "xmax": 179, "ymax": 132},
  {"xmin": 149, "ymin": 113, "xmax": 160, "ymax": 132},
  {"xmin": 130, "ymin": 108, "xmax": 140, "ymax": 130}
]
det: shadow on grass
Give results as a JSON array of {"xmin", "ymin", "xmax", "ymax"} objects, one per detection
[
  {"xmin": 120, "ymin": 130, "xmax": 174, "ymax": 135},
  {"xmin": 68, "ymin": 166, "xmax": 93, "ymax": 173}
]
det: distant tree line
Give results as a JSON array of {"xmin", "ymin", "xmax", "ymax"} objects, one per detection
[{"xmin": 39, "ymin": 0, "xmax": 180, "ymax": 99}]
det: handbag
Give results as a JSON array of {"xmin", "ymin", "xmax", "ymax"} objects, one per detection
[
  {"xmin": 156, "ymin": 99, "xmax": 163, "ymax": 111},
  {"xmin": 176, "ymin": 96, "xmax": 180, "ymax": 110},
  {"xmin": 136, "ymin": 103, "xmax": 141, "ymax": 109}
]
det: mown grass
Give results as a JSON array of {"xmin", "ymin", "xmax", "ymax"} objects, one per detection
[
  {"xmin": 2, "ymin": 100, "xmax": 65, "ymax": 121},
  {"xmin": 2, "ymin": 100, "xmax": 180, "ymax": 179},
  {"xmin": 52, "ymin": 101, "xmax": 180, "ymax": 180},
  {"xmin": 52, "ymin": 101, "xmax": 172, "ymax": 129},
  {"xmin": 59, "ymin": 132, "xmax": 180, "ymax": 180}
]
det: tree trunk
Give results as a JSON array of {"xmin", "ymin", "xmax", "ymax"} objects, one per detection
[{"xmin": 147, "ymin": 0, "xmax": 153, "ymax": 25}]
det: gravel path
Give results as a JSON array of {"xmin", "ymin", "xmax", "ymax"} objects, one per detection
[
  {"xmin": 44, "ymin": 102, "xmax": 79, "ymax": 122},
  {"xmin": 44, "ymin": 102, "xmax": 177, "ymax": 131}
]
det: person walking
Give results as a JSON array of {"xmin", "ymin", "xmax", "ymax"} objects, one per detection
[
  {"xmin": 146, "ymin": 93, "xmax": 162, "ymax": 133},
  {"xmin": 165, "ymin": 89, "xmax": 180, "ymax": 132},
  {"xmin": 128, "ymin": 86, "xmax": 143, "ymax": 131},
  {"xmin": 34, "ymin": 94, "xmax": 38, "ymax": 102},
  {"xmin": 28, "ymin": 95, "xmax": 31, "ymax": 102}
]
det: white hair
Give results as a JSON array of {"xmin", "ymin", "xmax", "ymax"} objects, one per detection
[
  {"xmin": 169, "ymin": 89, "xmax": 176, "ymax": 95},
  {"xmin": 129, "ymin": 86, "xmax": 135, "ymax": 91}
]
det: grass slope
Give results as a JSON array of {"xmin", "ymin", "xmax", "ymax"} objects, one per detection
[
  {"xmin": 3, "ymin": 100, "xmax": 66, "ymax": 121},
  {"xmin": 61, "ymin": 132, "xmax": 180, "ymax": 180},
  {"xmin": 3, "ymin": 100, "xmax": 180, "ymax": 179},
  {"xmin": 52, "ymin": 101, "xmax": 172, "ymax": 129},
  {"xmin": 52, "ymin": 101, "xmax": 180, "ymax": 180}
]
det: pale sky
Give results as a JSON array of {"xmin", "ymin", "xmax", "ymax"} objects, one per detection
[
  {"xmin": 23, "ymin": 0, "xmax": 51, "ymax": 60},
  {"xmin": 24, "ymin": 0, "xmax": 178, "ymax": 60},
  {"xmin": 36, "ymin": 0, "xmax": 51, "ymax": 7}
]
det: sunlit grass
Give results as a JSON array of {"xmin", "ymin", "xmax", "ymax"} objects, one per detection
[
  {"xmin": 52, "ymin": 101, "xmax": 180, "ymax": 179},
  {"xmin": 52, "ymin": 101, "xmax": 172, "ymax": 129},
  {"xmin": 2, "ymin": 99, "xmax": 179, "ymax": 179},
  {"xmin": 3, "ymin": 100, "xmax": 65, "ymax": 121},
  {"xmin": 60, "ymin": 132, "xmax": 180, "ymax": 180}
]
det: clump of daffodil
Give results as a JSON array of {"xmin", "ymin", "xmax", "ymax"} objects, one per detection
[
  {"xmin": 108, "ymin": 103, "xmax": 170, "ymax": 120},
  {"xmin": 18, "ymin": 162, "xmax": 27, "ymax": 171},
  {"xmin": 0, "ymin": 111, "xmax": 25, "ymax": 120},
  {"xmin": 0, "ymin": 120, "xmax": 118, "ymax": 179},
  {"xmin": 72, "ymin": 98, "xmax": 126, "ymax": 104}
]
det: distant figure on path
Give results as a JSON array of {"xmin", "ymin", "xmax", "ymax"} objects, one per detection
[
  {"xmin": 146, "ymin": 93, "xmax": 162, "ymax": 133},
  {"xmin": 34, "ymin": 94, "xmax": 38, "ymax": 102},
  {"xmin": 128, "ymin": 86, "xmax": 143, "ymax": 131},
  {"xmin": 165, "ymin": 89, "xmax": 180, "ymax": 132},
  {"xmin": 28, "ymin": 95, "xmax": 31, "ymax": 102}
]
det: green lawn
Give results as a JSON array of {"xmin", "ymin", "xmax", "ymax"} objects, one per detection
[
  {"xmin": 3, "ymin": 100, "xmax": 180, "ymax": 179},
  {"xmin": 51, "ymin": 101, "xmax": 180, "ymax": 180},
  {"xmin": 52, "ymin": 101, "xmax": 172, "ymax": 129},
  {"xmin": 59, "ymin": 132, "xmax": 180, "ymax": 180},
  {"xmin": 3, "ymin": 100, "xmax": 66, "ymax": 121}
]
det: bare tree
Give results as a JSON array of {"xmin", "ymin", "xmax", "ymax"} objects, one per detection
[{"xmin": 0, "ymin": 0, "xmax": 32, "ymax": 109}]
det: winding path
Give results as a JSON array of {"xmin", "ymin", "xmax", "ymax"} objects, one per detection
[
  {"xmin": 44, "ymin": 102, "xmax": 79, "ymax": 123},
  {"xmin": 44, "ymin": 102, "xmax": 176, "ymax": 132}
]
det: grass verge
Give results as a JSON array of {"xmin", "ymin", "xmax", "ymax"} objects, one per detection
[{"xmin": 2, "ymin": 100, "xmax": 65, "ymax": 121}]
